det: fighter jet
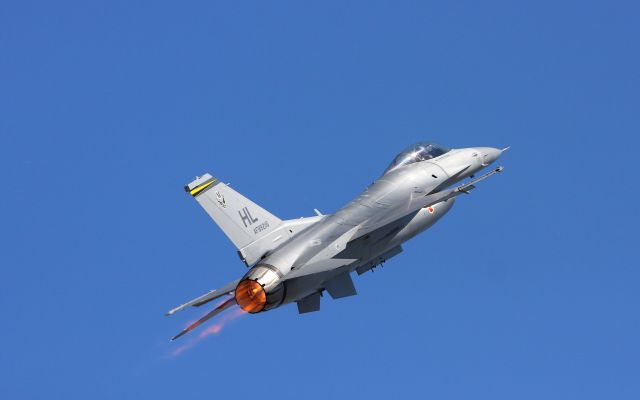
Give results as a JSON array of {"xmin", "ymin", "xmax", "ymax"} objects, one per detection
[{"xmin": 167, "ymin": 142, "xmax": 506, "ymax": 340}]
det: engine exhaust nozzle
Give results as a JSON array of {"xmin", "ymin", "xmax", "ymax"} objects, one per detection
[
  {"xmin": 235, "ymin": 264, "xmax": 285, "ymax": 313},
  {"xmin": 235, "ymin": 279, "xmax": 267, "ymax": 313}
]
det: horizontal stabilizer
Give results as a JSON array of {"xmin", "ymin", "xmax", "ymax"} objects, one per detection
[{"xmin": 165, "ymin": 279, "xmax": 239, "ymax": 316}]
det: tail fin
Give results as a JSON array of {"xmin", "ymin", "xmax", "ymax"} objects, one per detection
[{"xmin": 185, "ymin": 174, "xmax": 282, "ymax": 250}]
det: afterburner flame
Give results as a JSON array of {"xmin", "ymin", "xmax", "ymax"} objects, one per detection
[
  {"xmin": 198, "ymin": 308, "xmax": 245, "ymax": 339},
  {"xmin": 235, "ymin": 279, "xmax": 266, "ymax": 313},
  {"xmin": 167, "ymin": 302, "xmax": 246, "ymax": 358}
]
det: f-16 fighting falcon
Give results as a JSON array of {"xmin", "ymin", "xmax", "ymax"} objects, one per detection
[{"xmin": 167, "ymin": 142, "xmax": 507, "ymax": 340}]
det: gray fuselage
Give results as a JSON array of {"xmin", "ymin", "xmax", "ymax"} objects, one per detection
[{"xmin": 237, "ymin": 146, "xmax": 502, "ymax": 312}]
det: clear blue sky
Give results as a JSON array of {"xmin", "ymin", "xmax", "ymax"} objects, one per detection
[{"xmin": 2, "ymin": 1, "xmax": 639, "ymax": 399}]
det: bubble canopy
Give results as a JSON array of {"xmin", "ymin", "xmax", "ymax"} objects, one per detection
[{"xmin": 384, "ymin": 142, "xmax": 451, "ymax": 173}]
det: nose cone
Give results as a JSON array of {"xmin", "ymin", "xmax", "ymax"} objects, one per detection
[{"xmin": 477, "ymin": 147, "xmax": 503, "ymax": 166}]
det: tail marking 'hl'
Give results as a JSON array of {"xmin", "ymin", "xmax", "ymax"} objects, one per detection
[{"xmin": 239, "ymin": 207, "xmax": 258, "ymax": 227}]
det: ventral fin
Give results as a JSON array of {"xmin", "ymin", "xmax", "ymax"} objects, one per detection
[{"xmin": 325, "ymin": 272, "xmax": 357, "ymax": 299}]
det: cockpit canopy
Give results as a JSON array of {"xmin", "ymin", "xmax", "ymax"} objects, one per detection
[{"xmin": 384, "ymin": 141, "xmax": 451, "ymax": 174}]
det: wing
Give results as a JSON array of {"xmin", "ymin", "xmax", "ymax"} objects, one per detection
[{"xmin": 165, "ymin": 279, "xmax": 239, "ymax": 316}]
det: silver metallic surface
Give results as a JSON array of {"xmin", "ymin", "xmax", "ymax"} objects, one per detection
[
  {"xmin": 167, "ymin": 142, "xmax": 506, "ymax": 339},
  {"xmin": 241, "ymin": 264, "xmax": 286, "ymax": 311}
]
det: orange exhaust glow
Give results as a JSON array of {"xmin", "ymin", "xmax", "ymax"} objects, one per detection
[
  {"xmin": 198, "ymin": 308, "xmax": 245, "ymax": 339},
  {"xmin": 235, "ymin": 279, "xmax": 266, "ymax": 313},
  {"xmin": 167, "ymin": 302, "xmax": 246, "ymax": 358}
]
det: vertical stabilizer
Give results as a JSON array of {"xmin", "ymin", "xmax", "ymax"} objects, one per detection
[{"xmin": 185, "ymin": 174, "xmax": 282, "ymax": 250}]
